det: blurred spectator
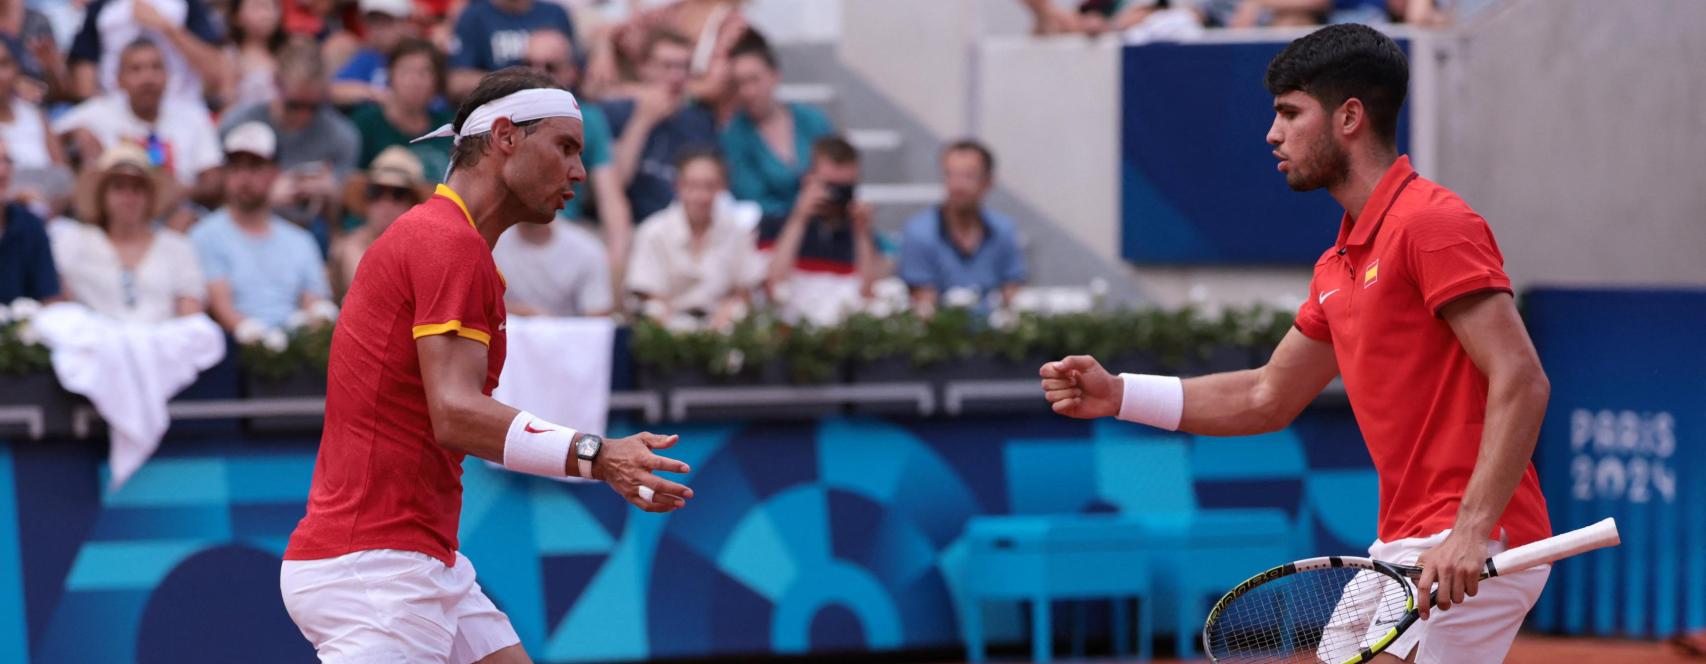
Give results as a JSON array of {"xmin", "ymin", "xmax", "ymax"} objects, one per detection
[
  {"xmin": 759, "ymin": 136, "xmax": 882, "ymax": 326},
  {"xmin": 899, "ymin": 140, "xmax": 1027, "ymax": 315},
  {"xmin": 721, "ymin": 29, "xmax": 831, "ymax": 220},
  {"xmin": 190, "ymin": 121, "xmax": 330, "ymax": 332},
  {"xmin": 53, "ymin": 38, "xmax": 220, "ymax": 226},
  {"xmin": 349, "ymin": 37, "xmax": 450, "ymax": 178},
  {"xmin": 523, "ymin": 28, "xmax": 632, "ymax": 302},
  {"xmin": 220, "ymin": 0, "xmax": 286, "ymax": 110},
  {"xmin": 220, "ymin": 40, "xmax": 358, "ymax": 230},
  {"xmin": 1022, "ymin": 0, "xmax": 1162, "ymax": 37},
  {"xmin": 328, "ymin": 145, "xmax": 426, "ymax": 299},
  {"xmin": 493, "ymin": 219, "xmax": 613, "ymax": 317},
  {"xmin": 330, "ymin": 0, "xmax": 422, "ymax": 107},
  {"xmin": 53, "ymin": 143, "xmax": 204, "ymax": 322},
  {"xmin": 67, "ymin": 0, "xmax": 226, "ymax": 103},
  {"xmin": 0, "ymin": 42, "xmax": 67, "ymax": 200},
  {"xmin": 584, "ymin": 0, "xmax": 746, "ymax": 103},
  {"xmin": 446, "ymin": 0, "xmax": 575, "ymax": 100},
  {"xmin": 604, "ymin": 29, "xmax": 716, "ymax": 225},
  {"xmin": 1219, "ymin": 0, "xmax": 1330, "ymax": 28},
  {"xmin": 0, "ymin": 135, "xmax": 59, "ymax": 302},
  {"xmin": 0, "ymin": 0, "xmax": 68, "ymax": 101},
  {"xmin": 627, "ymin": 150, "xmax": 758, "ymax": 329}
]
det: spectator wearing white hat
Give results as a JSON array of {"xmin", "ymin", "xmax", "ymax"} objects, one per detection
[
  {"xmin": 330, "ymin": 0, "xmax": 425, "ymax": 107},
  {"xmin": 220, "ymin": 41, "xmax": 359, "ymax": 232},
  {"xmin": 189, "ymin": 121, "xmax": 331, "ymax": 333},
  {"xmin": 327, "ymin": 146, "xmax": 429, "ymax": 300},
  {"xmin": 53, "ymin": 143, "xmax": 204, "ymax": 323}
]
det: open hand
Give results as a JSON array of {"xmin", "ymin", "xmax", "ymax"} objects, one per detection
[
  {"xmin": 1039, "ymin": 355, "xmax": 1122, "ymax": 419},
  {"xmin": 592, "ymin": 432, "xmax": 694, "ymax": 513},
  {"xmin": 1412, "ymin": 532, "xmax": 1488, "ymax": 620}
]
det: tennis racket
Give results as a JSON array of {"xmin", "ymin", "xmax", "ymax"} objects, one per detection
[{"xmin": 1201, "ymin": 518, "xmax": 1620, "ymax": 664}]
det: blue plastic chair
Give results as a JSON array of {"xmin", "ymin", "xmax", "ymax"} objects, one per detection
[{"xmin": 958, "ymin": 514, "xmax": 1154, "ymax": 663}]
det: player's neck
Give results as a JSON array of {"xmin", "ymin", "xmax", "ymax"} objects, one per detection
[
  {"xmin": 445, "ymin": 169, "xmax": 521, "ymax": 249},
  {"xmin": 1330, "ymin": 148, "xmax": 1399, "ymax": 224}
]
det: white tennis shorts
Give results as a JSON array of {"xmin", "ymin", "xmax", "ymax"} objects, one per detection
[
  {"xmin": 1324, "ymin": 529, "xmax": 1550, "ymax": 664},
  {"xmin": 280, "ymin": 549, "xmax": 521, "ymax": 664}
]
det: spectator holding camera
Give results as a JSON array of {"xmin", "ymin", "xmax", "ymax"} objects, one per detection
[
  {"xmin": 190, "ymin": 121, "xmax": 331, "ymax": 333},
  {"xmin": 759, "ymin": 136, "xmax": 883, "ymax": 326},
  {"xmin": 721, "ymin": 29, "xmax": 833, "ymax": 220},
  {"xmin": 899, "ymin": 140, "xmax": 1027, "ymax": 316},
  {"xmin": 626, "ymin": 149, "xmax": 759, "ymax": 329},
  {"xmin": 53, "ymin": 143, "xmax": 204, "ymax": 322}
]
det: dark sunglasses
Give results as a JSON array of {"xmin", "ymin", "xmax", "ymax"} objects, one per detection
[
  {"xmin": 367, "ymin": 184, "xmax": 417, "ymax": 202},
  {"xmin": 284, "ymin": 99, "xmax": 319, "ymax": 113}
]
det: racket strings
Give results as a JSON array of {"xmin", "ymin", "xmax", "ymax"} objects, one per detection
[{"xmin": 1205, "ymin": 567, "xmax": 1411, "ymax": 663}]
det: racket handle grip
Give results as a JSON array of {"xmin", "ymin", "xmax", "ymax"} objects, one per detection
[{"xmin": 1487, "ymin": 518, "xmax": 1619, "ymax": 576}]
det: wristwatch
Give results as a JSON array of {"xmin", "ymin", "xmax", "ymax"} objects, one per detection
[{"xmin": 574, "ymin": 433, "xmax": 604, "ymax": 478}]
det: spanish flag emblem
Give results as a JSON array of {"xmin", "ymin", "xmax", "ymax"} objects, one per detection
[{"xmin": 1364, "ymin": 259, "xmax": 1380, "ymax": 287}]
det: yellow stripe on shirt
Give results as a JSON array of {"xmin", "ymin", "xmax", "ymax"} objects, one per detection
[
  {"xmin": 412, "ymin": 320, "xmax": 492, "ymax": 346},
  {"xmin": 435, "ymin": 184, "xmax": 475, "ymax": 230}
]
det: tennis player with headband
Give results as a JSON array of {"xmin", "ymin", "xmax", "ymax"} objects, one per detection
[
  {"xmin": 280, "ymin": 68, "xmax": 693, "ymax": 663},
  {"xmin": 1041, "ymin": 25, "xmax": 1552, "ymax": 664}
]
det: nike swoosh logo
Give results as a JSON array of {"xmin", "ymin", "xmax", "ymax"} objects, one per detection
[
  {"xmin": 1319, "ymin": 288, "xmax": 1341, "ymax": 304},
  {"xmin": 524, "ymin": 422, "xmax": 554, "ymax": 434}
]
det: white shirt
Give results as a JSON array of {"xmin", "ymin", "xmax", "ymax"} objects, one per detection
[
  {"xmin": 53, "ymin": 93, "xmax": 222, "ymax": 186},
  {"xmin": 492, "ymin": 220, "xmax": 614, "ymax": 316},
  {"xmin": 627, "ymin": 203, "xmax": 763, "ymax": 316},
  {"xmin": 91, "ymin": 0, "xmax": 205, "ymax": 106},
  {"xmin": 50, "ymin": 221, "xmax": 207, "ymax": 324},
  {"xmin": 1, "ymin": 98, "xmax": 53, "ymax": 170}
]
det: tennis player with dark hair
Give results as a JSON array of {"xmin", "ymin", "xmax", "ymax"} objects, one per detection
[
  {"xmin": 280, "ymin": 68, "xmax": 695, "ymax": 663},
  {"xmin": 1041, "ymin": 24, "xmax": 1551, "ymax": 663}
]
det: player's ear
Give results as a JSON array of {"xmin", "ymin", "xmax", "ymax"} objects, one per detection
[
  {"xmin": 491, "ymin": 118, "xmax": 518, "ymax": 155},
  {"xmin": 1338, "ymin": 97, "xmax": 1365, "ymax": 137}
]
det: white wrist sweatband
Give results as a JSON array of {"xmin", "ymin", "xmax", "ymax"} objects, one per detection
[
  {"xmin": 1117, "ymin": 374, "xmax": 1184, "ymax": 431},
  {"xmin": 504, "ymin": 410, "xmax": 580, "ymax": 478}
]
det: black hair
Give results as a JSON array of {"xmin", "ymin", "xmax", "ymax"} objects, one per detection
[
  {"xmin": 943, "ymin": 139, "xmax": 995, "ymax": 177},
  {"xmin": 811, "ymin": 135, "xmax": 860, "ymax": 166},
  {"xmin": 449, "ymin": 67, "xmax": 560, "ymax": 169},
  {"xmin": 1264, "ymin": 23, "xmax": 1408, "ymax": 144},
  {"xmin": 728, "ymin": 29, "xmax": 776, "ymax": 70},
  {"xmin": 387, "ymin": 37, "xmax": 447, "ymax": 95},
  {"xmin": 120, "ymin": 36, "xmax": 162, "ymax": 61}
]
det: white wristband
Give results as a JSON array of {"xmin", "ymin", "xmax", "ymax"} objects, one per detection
[
  {"xmin": 1117, "ymin": 373, "xmax": 1184, "ymax": 431},
  {"xmin": 503, "ymin": 410, "xmax": 579, "ymax": 478}
]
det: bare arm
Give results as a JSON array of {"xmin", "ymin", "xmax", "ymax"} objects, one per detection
[
  {"xmin": 329, "ymin": 81, "xmax": 385, "ymax": 108},
  {"xmin": 1443, "ymin": 291, "xmax": 1550, "ymax": 540},
  {"xmin": 417, "ymin": 333, "xmax": 695, "ymax": 510},
  {"xmin": 592, "ymin": 165, "xmax": 633, "ymax": 310},
  {"xmin": 763, "ymin": 209, "xmax": 813, "ymax": 294},
  {"xmin": 174, "ymin": 295, "xmax": 204, "ymax": 316},
  {"xmin": 69, "ymin": 62, "xmax": 97, "ymax": 101},
  {"xmin": 611, "ymin": 89, "xmax": 673, "ymax": 187},
  {"xmin": 1040, "ymin": 327, "xmax": 1338, "ymax": 435},
  {"xmin": 204, "ymin": 280, "xmax": 244, "ymax": 331}
]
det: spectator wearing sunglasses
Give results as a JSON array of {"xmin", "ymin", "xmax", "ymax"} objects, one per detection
[
  {"xmin": 327, "ymin": 146, "xmax": 427, "ymax": 300},
  {"xmin": 220, "ymin": 41, "xmax": 359, "ymax": 232},
  {"xmin": 349, "ymin": 38, "xmax": 451, "ymax": 183}
]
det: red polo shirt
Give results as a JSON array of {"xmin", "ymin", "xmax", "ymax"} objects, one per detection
[{"xmin": 1293, "ymin": 155, "xmax": 1551, "ymax": 547}]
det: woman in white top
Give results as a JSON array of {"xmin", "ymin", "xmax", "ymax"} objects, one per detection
[
  {"xmin": 52, "ymin": 144, "xmax": 207, "ymax": 324},
  {"xmin": 627, "ymin": 149, "xmax": 761, "ymax": 330},
  {"xmin": 0, "ymin": 42, "xmax": 65, "ymax": 177},
  {"xmin": 221, "ymin": 0, "xmax": 286, "ymax": 111}
]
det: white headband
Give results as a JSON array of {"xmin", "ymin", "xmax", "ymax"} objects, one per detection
[{"xmin": 411, "ymin": 88, "xmax": 583, "ymax": 146}]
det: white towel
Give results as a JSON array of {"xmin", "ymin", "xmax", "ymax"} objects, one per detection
[
  {"xmin": 31, "ymin": 303, "xmax": 226, "ymax": 490},
  {"xmin": 491, "ymin": 316, "xmax": 615, "ymax": 439}
]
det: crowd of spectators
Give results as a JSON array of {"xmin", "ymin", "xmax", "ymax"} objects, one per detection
[
  {"xmin": 1021, "ymin": 0, "xmax": 1451, "ymax": 37},
  {"xmin": 0, "ymin": 0, "xmax": 1042, "ymax": 344}
]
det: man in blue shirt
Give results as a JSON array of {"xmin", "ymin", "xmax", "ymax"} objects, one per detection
[
  {"xmin": 603, "ymin": 30, "xmax": 717, "ymax": 225},
  {"xmin": 330, "ymin": 0, "xmax": 421, "ymax": 107},
  {"xmin": 447, "ymin": 0, "xmax": 575, "ymax": 99},
  {"xmin": 0, "ymin": 140, "xmax": 59, "ymax": 304},
  {"xmin": 898, "ymin": 140, "xmax": 1028, "ymax": 315},
  {"xmin": 190, "ymin": 122, "xmax": 331, "ymax": 332}
]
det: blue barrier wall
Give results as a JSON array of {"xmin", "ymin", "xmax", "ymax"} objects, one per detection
[
  {"xmin": 0, "ymin": 409, "xmax": 1375, "ymax": 663},
  {"xmin": 1120, "ymin": 41, "xmax": 1410, "ymax": 265},
  {"xmin": 1526, "ymin": 289, "xmax": 1706, "ymax": 639}
]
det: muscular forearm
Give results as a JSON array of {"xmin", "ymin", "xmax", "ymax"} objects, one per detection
[
  {"xmin": 427, "ymin": 391, "xmax": 521, "ymax": 464},
  {"xmin": 1452, "ymin": 369, "xmax": 1550, "ymax": 539},
  {"xmin": 1177, "ymin": 369, "xmax": 1279, "ymax": 436}
]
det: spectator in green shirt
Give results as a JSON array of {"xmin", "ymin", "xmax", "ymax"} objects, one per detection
[{"xmin": 348, "ymin": 37, "xmax": 452, "ymax": 183}]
